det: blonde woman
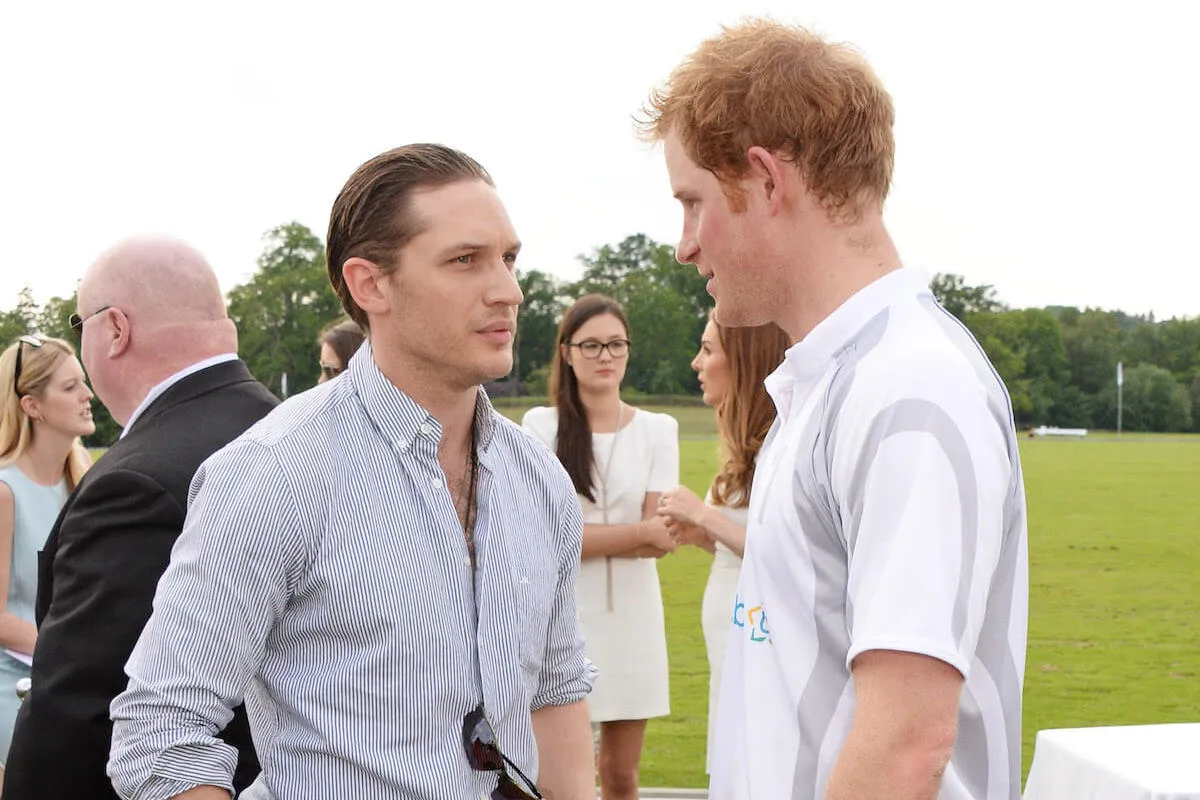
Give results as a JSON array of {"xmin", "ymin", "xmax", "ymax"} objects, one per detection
[
  {"xmin": 0, "ymin": 335, "xmax": 93, "ymax": 769},
  {"xmin": 656, "ymin": 316, "xmax": 789, "ymax": 773}
]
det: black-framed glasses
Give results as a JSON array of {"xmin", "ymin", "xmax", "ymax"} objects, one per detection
[
  {"xmin": 68, "ymin": 305, "xmax": 113, "ymax": 339},
  {"xmin": 13, "ymin": 334, "xmax": 44, "ymax": 397},
  {"xmin": 462, "ymin": 705, "xmax": 543, "ymax": 799},
  {"xmin": 569, "ymin": 338, "xmax": 630, "ymax": 359}
]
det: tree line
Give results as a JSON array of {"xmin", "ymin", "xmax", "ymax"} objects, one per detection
[
  {"xmin": 930, "ymin": 274, "xmax": 1198, "ymax": 433},
  {"xmin": 4, "ymin": 225, "xmax": 1197, "ymax": 443}
]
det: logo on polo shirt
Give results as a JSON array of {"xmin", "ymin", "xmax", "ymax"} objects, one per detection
[{"xmin": 731, "ymin": 594, "xmax": 772, "ymax": 644}]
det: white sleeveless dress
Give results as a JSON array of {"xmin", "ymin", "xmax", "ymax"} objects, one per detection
[{"xmin": 522, "ymin": 406, "xmax": 678, "ymax": 721}]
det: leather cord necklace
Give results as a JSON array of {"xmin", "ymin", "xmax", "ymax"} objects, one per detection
[{"xmin": 457, "ymin": 423, "xmax": 479, "ymax": 566}]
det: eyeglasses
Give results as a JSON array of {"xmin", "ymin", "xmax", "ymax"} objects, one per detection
[
  {"xmin": 462, "ymin": 704, "xmax": 543, "ymax": 799},
  {"xmin": 13, "ymin": 335, "xmax": 44, "ymax": 397},
  {"xmin": 319, "ymin": 363, "xmax": 342, "ymax": 381},
  {"xmin": 68, "ymin": 306, "xmax": 113, "ymax": 340},
  {"xmin": 569, "ymin": 338, "xmax": 630, "ymax": 359}
]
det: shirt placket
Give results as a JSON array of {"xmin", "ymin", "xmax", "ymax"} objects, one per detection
[{"xmin": 415, "ymin": 418, "xmax": 484, "ymax": 732}]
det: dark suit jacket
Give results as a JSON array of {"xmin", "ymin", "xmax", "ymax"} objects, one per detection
[{"xmin": 5, "ymin": 359, "xmax": 279, "ymax": 800}]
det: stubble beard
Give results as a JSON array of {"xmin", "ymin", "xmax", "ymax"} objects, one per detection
[
  {"xmin": 472, "ymin": 344, "xmax": 515, "ymax": 387},
  {"xmin": 713, "ymin": 283, "xmax": 761, "ymax": 329}
]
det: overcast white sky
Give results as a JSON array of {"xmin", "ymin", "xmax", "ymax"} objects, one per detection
[{"xmin": 2, "ymin": 0, "xmax": 1197, "ymax": 321}]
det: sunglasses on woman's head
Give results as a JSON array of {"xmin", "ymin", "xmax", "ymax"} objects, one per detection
[
  {"xmin": 462, "ymin": 704, "xmax": 543, "ymax": 799},
  {"xmin": 13, "ymin": 334, "xmax": 44, "ymax": 397}
]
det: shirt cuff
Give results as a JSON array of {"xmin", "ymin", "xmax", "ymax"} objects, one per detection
[
  {"xmin": 111, "ymin": 740, "xmax": 238, "ymax": 800},
  {"xmin": 129, "ymin": 776, "xmax": 235, "ymax": 800},
  {"xmin": 532, "ymin": 660, "xmax": 599, "ymax": 711}
]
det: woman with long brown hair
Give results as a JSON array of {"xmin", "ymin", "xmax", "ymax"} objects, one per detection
[
  {"xmin": 0, "ymin": 335, "xmax": 93, "ymax": 772},
  {"xmin": 656, "ymin": 314, "xmax": 789, "ymax": 773},
  {"xmin": 522, "ymin": 294, "xmax": 678, "ymax": 800}
]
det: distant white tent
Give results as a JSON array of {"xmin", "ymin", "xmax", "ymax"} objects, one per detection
[{"xmin": 1032, "ymin": 426, "xmax": 1088, "ymax": 438}]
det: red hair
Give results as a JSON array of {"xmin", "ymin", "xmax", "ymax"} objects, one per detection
[{"xmin": 640, "ymin": 18, "xmax": 895, "ymax": 221}]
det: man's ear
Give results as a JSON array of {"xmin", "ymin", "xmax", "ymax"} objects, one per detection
[
  {"xmin": 342, "ymin": 258, "xmax": 393, "ymax": 318},
  {"xmin": 108, "ymin": 307, "xmax": 132, "ymax": 358},
  {"xmin": 746, "ymin": 146, "xmax": 795, "ymax": 215}
]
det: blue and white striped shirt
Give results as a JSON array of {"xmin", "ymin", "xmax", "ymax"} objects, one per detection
[{"xmin": 108, "ymin": 343, "xmax": 597, "ymax": 800}]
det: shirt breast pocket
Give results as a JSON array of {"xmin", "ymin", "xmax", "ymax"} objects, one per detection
[{"xmin": 513, "ymin": 563, "xmax": 558, "ymax": 687}]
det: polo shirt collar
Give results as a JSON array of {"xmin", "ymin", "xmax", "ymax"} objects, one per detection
[{"xmin": 766, "ymin": 267, "xmax": 931, "ymax": 416}]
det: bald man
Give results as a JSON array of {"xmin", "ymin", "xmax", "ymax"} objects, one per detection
[{"xmin": 4, "ymin": 237, "xmax": 277, "ymax": 800}]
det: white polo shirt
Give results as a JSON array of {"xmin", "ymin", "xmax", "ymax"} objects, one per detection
[{"xmin": 709, "ymin": 268, "xmax": 1028, "ymax": 800}]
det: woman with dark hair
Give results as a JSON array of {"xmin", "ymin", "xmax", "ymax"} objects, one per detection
[
  {"xmin": 317, "ymin": 319, "xmax": 365, "ymax": 383},
  {"xmin": 656, "ymin": 313, "xmax": 789, "ymax": 773},
  {"xmin": 522, "ymin": 294, "xmax": 678, "ymax": 800},
  {"xmin": 0, "ymin": 335, "xmax": 93, "ymax": 771}
]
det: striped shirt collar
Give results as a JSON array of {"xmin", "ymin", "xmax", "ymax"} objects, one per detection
[{"xmin": 348, "ymin": 340, "xmax": 498, "ymax": 459}]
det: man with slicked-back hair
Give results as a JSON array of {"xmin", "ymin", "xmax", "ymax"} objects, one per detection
[
  {"xmin": 5, "ymin": 236, "xmax": 276, "ymax": 799},
  {"xmin": 109, "ymin": 145, "xmax": 597, "ymax": 800}
]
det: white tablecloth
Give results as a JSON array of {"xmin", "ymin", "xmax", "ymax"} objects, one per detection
[{"xmin": 1024, "ymin": 723, "xmax": 1200, "ymax": 800}]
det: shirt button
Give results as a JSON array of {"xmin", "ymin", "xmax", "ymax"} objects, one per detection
[
  {"xmin": 462, "ymin": 557, "xmax": 471, "ymax": 567},
  {"xmin": 430, "ymin": 478, "xmax": 443, "ymax": 489},
  {"xmin": 419, "ymin": 423, "xmax": 433, "ymax": 436}
]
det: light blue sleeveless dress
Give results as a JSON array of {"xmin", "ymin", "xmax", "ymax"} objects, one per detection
[{"xmin": 0, "ymin": 463, "xmax": 67, "ymax": 764}]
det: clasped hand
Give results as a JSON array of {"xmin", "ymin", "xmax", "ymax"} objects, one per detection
[{"xmin": 655, "ymin": 486, "xmax": 713, "ymax": 548}]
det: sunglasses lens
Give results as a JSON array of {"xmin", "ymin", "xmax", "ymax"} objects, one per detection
[
  {"xmin": 469, "ymin": 737, "xmax": 504, "ymax": 771},
  {"xmin": 493, "ymin": 774, "xmax": 535, "ymax": 799},
  {"xmin": 462, "ymin": 708, "xmax": 502, "ymax": 771},
  {"xmin": 463, "ymin": 706, "xmax": 540, "ymax": 799}
]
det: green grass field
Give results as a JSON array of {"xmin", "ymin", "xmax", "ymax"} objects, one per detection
[
  {"xmin": 1017, "ymin": 436, "xmax": 1200, "ymax": 775},
  {"xmin": 500, "ymin": 405, "xmax": 1200, "ymax": 788}
]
